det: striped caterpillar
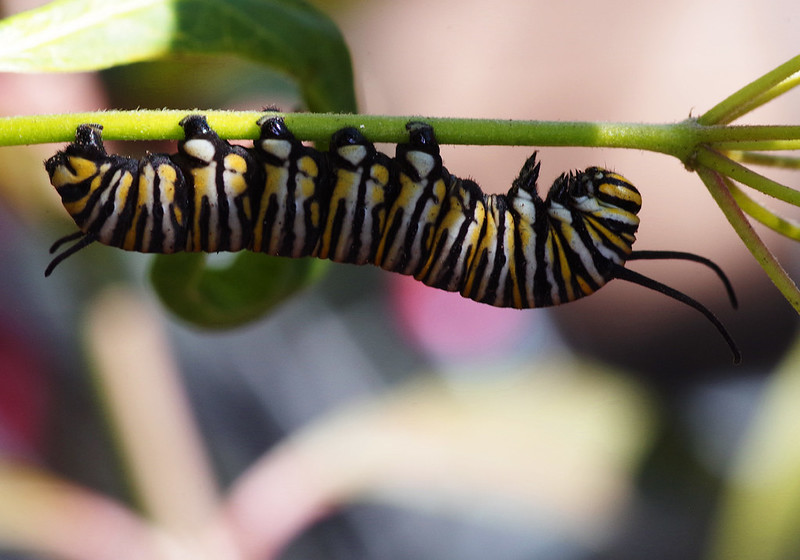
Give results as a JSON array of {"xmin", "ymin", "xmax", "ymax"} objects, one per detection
[{"xmin": 45, "ymin": 115, "xmax": 740, "ymax": 361}]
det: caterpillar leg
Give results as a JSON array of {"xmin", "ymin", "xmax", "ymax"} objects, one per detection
[
  {"xmin": 318, "ymin": 126, "xmax": 393, "ymax": 264},
  {"xmin": 415, "ymin": 176, "xmax": 486, "ymax": 293},
  {"xmin": 45, "ymin": 120, "xmax": 194, "ymax": 277},
  {"xmin": 374, "ymin": 121, "xmax": 448, "ymax": 275},
  {"xmin": 44, "ymin": 123, "xmax": 109, "ymax": 276},
  {"xmin": 174, "ymin": 114, "xmax": 259, "ymax": 252},
  {"xmin": 45, "ymin": 123, "xmax": 107, "ymax": 207},
  {"xmin": 250, "ymin": 116, "xmax": 327, "ymax": 257}
]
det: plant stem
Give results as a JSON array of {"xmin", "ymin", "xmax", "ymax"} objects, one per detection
[
  {"xmin": 713, "ymin": 140, "xmax": 800, "ymax": 152},
  {"xmin": 698, "ymin": 54, "xmax": 800, "ymax": 125},
  {"xmin": 696, "ymin": 167, "xmax": 800, "ymax": 312},
  {"xmin": 693, "ymin": 147, "xmax": 800, "ymax": 206},
  {"xmin": 727, "ymin": 182, "xmax": 800, "ymax": 241},
  {"xmin": 5, "ymin": 111, "xmax": 800, "ymax": 165},
  {"xmin": 702, "ymin": 72, "xmax": 800, "ymax": 126},
  {"xmin": 727, "ymin": 151, "xmax": 800, "ymax": 169},
  {"xmin": 0, "ymin": 110, "xmax": 691, "ymax": 155},
  {"xmin": 693, "ymin": 125, "xmax": 800, "ymax": 144}
]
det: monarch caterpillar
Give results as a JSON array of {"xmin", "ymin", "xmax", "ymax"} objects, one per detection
[{"xmin": 45, "ymin": 115, "xmax": 740, "ymax": 362}]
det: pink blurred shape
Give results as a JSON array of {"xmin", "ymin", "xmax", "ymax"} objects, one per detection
[{"xmin": 388, "ymin": 274, "xmax": 534, "ymax": 362}]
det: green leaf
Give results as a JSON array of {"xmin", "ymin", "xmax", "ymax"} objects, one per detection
[
  {"xmin": 150, "ymin": 252, "xmax": 328, "ymax": 328},
  {"xmin": 0, "ymin": 0, "xmax": 355, "ymax": 325},
  {"xmin": 0, "ymin": 0, "xmax": 356, "ymax": 112}
]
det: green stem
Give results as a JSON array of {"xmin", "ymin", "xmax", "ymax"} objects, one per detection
[
  {"xmin": 693, "ymin": 147, "xmax": 800, "ymax": 206},
  {"xmin": 0, "ymin": 110, "xmax": 692, "ymax": 155},
  {"xmin": 698, "ymin": 54, "xmax": 800, "ymax": 125},
  {"xmin": 727, "ymin": 182, "xmax": 800, "ymax": 241},
  {"xmin": 703, "ymin": 72, "xmax": 800, "ymax": 126},
  {"xmin": 712, "ymin": 140, "xmax": 800, "ymax": 151},
  {"xmin": 693, "ymin": 125, "xmax": 800, "ymax": 145},
  {"xmin": 696, "ymin": 167, "xmax": 800, "ymax": 312},
  {"xmin": 727, "ymin": 151, "xmax": 800, "ymax": 169},
  {"xmin": 725, "ymin": 72, "xmax": 800, "ymax": 122},
  {"xmin": 0, "ymin": 110, "xmax": 263, "ymax": 145},
  {"xmin": 5, "ymin": 111, "xmax": 800, "ymax": 163}
]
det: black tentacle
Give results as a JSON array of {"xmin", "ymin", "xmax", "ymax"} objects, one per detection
[
  {"xmin": 46, "ymin": 232, "xmax": 97, "ymax": 277},
  {"xmin": 628, "ymin": 250, "xmax": 737, "ymax": 308},
  {"xmin": 610, "ymin": 263, "xmax": 741, "ymax": 363}
]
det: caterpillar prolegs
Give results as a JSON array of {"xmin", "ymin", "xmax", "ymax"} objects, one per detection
[{"xmin": 45, "ymin": 115, "xmax": 740, "ymax": 362}]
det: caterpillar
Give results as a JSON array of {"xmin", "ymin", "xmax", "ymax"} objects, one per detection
[{"xmin": 45, "ymin": 114, "xmax": 740, "ymax": 362}]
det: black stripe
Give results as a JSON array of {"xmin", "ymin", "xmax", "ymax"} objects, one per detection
[
  {"xmin": 560, "ymin": 216, "xmax": 604, "ymax": 296},
  {"xmin": 327, "ymin": 196, "xmax": 348, "ymax": 260},
  {"xmin": 303, "ymin": 152, "xmax": 331, "ymax": 257},
  {"xmin": 594, "ymin": 176, "xmax": 640, "ymax": 214},
  {"xmin": 465, "ymin": 247, "xmax": 490, "ymax": 301},
  {"xmin": 478, "ymin": 197, "xmax": 508, "ymax": 305},
  {"xmin": 136, "ymin": 206, "xmax": 152, "ymax": 252},
  {"xmin": 301, "ymin": 194, "xmax": 323, "ymax": 256},
  {"xmin": 399, "ymin": 178, "xmax": 440, "ymax": 275},
  {"xmin": 215, "ymin": 152, "xmax": 232, "ymax": 251},
  {"xmin": 574, "ymin": 214, "xmax": 629, "ymax": 278},
  {"xmin": 509, "ymin": 207, "xmax": 529, "ymax": 308},
  {"xmin": 378, "ymin": 206, "xmax": 405, "ymax": 268},
  {"xmin": 278, "ymin": 157, "xmax": 298, "ymax": 256},
  {"xmin": 198, "ymin": 196, "xmax": 211, "ymax": 252},
  {"xmin": 260, "ymin": 192, "xmax": 280, "ymax": 252},
  {"xmin": 344, "ymin": 170, "xmax": 369, "ymax": 263},
  {"xmin": 135, "ymin": 172, "xmax": 154, "ymax": 252}
]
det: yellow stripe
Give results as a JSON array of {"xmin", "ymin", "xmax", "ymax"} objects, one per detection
[
  {"xmin": 577, "ymin": 276, "xmax": 594, "ymax": 296},
  {"xmin": 190, "ymin": 164, "xmax": 215, "ymax": 250},
  {"xmin": 550, "ymin": 232, "xmax": 574, "ymax": 303},
  {"xmin": 598, "ymin": 175, "xmax": 641, "ymax": 206},
  {"xmin": 504, "ymin": 223, "xmax": 522, "ymax": 308},
  {"xmin": 319, "ymin": 168, "xmax": 359, "ymax": 259},
  {"xmin": 68, "ymin": 156, "xmax": 99, "ymax": 181},
  {"xmin": 371, "ymin": 162, "xmax": 389, "ymax": 186},
  {"xmin": 463, "ymin": 207, "xmax": 496, "ymax": 298},
  {"xmin": 253, "ymin": 163, "xmax": 287, "ymax": 251},
  {"xmin": 300, "ymin": 155, "xmax": 318, "ymax": 177},
  {"xmin": 122, "ymin": 170, "xmax": 151, "ymax": 250},
  {"xmin": 160, "ymin": 166, "xmax": 183, "ymax": 227},
  {"xmin": 373, "ymin": 205, "xmax": 398, "ymax": 266},
  {"xmin": 584, "ymin": 215, "xmax": 634, "ymax": 254}
]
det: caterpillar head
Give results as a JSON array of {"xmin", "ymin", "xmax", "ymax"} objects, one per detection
[
  {"xmin": 547, "ymin": 167, "xmax": 642, "ymax": 261},
  {"xmin": 549, "ymin": 167, "xmax": 642, "ymax": 224},
  {"xmin": 45, "ymin": 124, "xmax": 107, "ymax": 199},
  {"xmin": 546, "ymin": 166, "xmax": 740, "ymax": 363}
]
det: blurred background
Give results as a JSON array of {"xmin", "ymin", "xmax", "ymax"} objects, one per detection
[{"xmin": 1, "ymin": 0, "xmax": 800, "ymax": 559}]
